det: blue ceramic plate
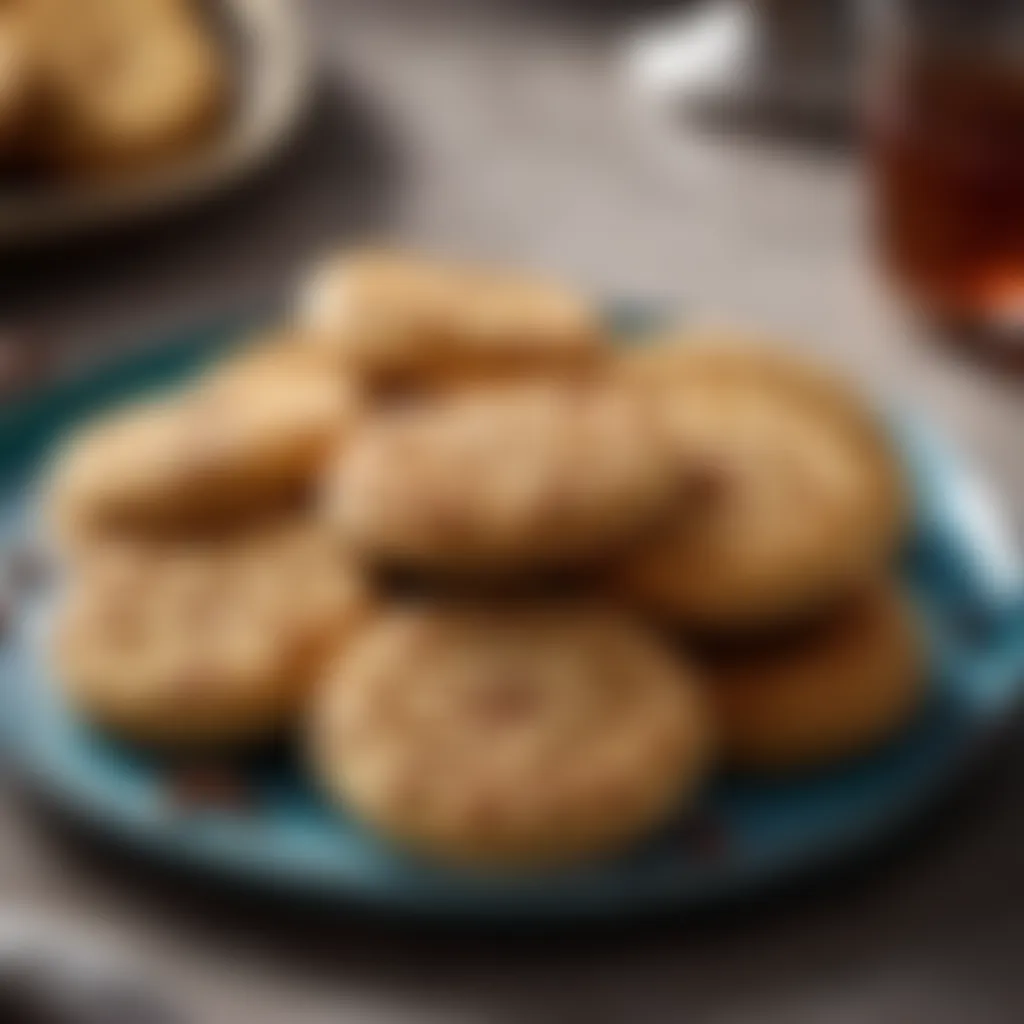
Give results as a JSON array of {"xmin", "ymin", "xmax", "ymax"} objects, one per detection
[{"xmin": 2, "ymin": 313, "xmax": 1023, "ymax": 921}]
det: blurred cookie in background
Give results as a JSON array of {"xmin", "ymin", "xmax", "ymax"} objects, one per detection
[
  {"xmin": 298, "ymin": 250, "xmax": 604, "ymax": 386},
  {"xmin": 3, "ymin": 0, "xmax": 227, "ymax": 179},
  {"xmin": 696, "ymin": 579, "xmax": 925, "ymax": 772},
  {"xmin": 309, "ymin": 603, "xmax": 711, "ymax": 868},
  {"xmin": 614, "ymin": 337, "xmax": 909, "ymax": 630}
]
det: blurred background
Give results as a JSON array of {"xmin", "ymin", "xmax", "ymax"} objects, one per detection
[{"xmin": 2, "ymin": 1, "xmax": 1024, "ymax": 1022}]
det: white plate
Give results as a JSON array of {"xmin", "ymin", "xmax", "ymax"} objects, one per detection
[{"xmin": 0, "ymin": 0, "xmax": 312, "ymax": 246}]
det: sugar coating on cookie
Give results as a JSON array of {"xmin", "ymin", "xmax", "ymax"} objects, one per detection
[
  {"xmin": 309, "ymin": 605, "xmax": 710, "ymax": 868},
  {"xmin": 298, "ymin": 250, "xmax": 603, "ymax": 382},
  {"xmin": 56, "ymin": 520, "xmax": 371, "ymax": 746},
  {"xmin": 699, "ymin": 580, "xmax": 924, "ymax": 771},
  {"xmin": 327, "ymin": 383, "xmax": 678, "ymax": 574},
  {"xmin": 51, "ymin": 341, "xmax": 356, "ymax": 536},
  {"xmin": 25, "ymin": 0, "xmax": 226, "ymax": 175},
  {"xmin": 615, "ymin": 339, "xmax": 909, "ymax": 628}
]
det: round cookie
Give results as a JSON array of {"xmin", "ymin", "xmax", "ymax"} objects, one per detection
[
  {"xmin": 55, "ymin": 520, "xmax": 370, "ymax": 746},
  {"xmin": 298, "ymin": 250, "xmax": 604, "ymax": 383},
  {"xmin": 51, "ymin": 338, "xmax": 356, "ymax": 538},
  {"xmin": 25, "ymin": 0, "xmax": 226, "ymax": 177},
  {"xmin": 309, "ymin": 604, "xmax": 710, "ymax": 868},
  {"xmin": 203, "ymin": 331, "xmax": 342, "ymax": 392},
  {"xmin": 698, "ymin": 580, "xmax": 924, "ymax": 772},
  {"xmin": 614, "ymin": 338, "xmax": 909, "ymax": 628},
  {"xmin": 327, "ymin": 383, "xmax": 678, "ymax": 576}
]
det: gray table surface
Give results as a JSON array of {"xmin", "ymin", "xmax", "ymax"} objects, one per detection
[{"xmin": 4, "ymin": 2, "xmax": 1024, "ymax": 1022}]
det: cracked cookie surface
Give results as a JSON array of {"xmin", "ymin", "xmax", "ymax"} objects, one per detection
[
  {"xmin": 328, "ymin": 382, "xmax": 679, "ymax": 576},
  {"xmin": 614, "ymin": 339, "xmax": 909, "ymax": 628},
  {"xmin": 56, "ymin": 518, "xmax": 370, "ymax": 746},
  {"xmin": 309, "ymin": 604, "xmax": 710, "ymax": 868}
]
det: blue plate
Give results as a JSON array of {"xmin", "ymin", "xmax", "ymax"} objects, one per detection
[{"xmin": 2, "ymin": 313, "xmax": 1023, "ymax": 921}]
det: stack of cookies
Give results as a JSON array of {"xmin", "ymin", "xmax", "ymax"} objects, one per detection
[
  {"xmin": 48, "ymin": 249, "xmax": 924, "ymax": 871},
  {"xmin": 0, "ymin": 0, "xmax": 225, "ymax": 180},
  {"xmin": 616, "ymin": 340, "xmax": 921, "ymax": 772}
]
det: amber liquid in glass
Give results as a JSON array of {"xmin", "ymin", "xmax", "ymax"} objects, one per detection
[{"xmin": 870, "ymin": 54, "xmax": 1024, "ymax": 332}]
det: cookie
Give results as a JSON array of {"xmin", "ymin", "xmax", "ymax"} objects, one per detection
[
  {"xmin": 204, "ymin": 333, "xmax": 340, "ymax": 391},
  {"xmin": 614, "ymin": 338, "xmax": 909, "ymax": 628},
  {"xmin": 298, "ymin": 250, "xmax": 604, "ymax": 383},
  {"xmin": 51, "ymin": 337, "xmax": 355, "ymax": 537},
  {"xmin": 327, "ymin": 383, "xmax": 678, "ymax": 576},
  {"xmin": 56, "ymin": 519, "xmax": 370, "ymax": 746},
  {"xmin": 309, "ymin": 604, "xmax": 710, "ymax": 868},
  {"xmin": 698, "ymin": 580, "xmax": 924, "ymax": 772},
  {"xmin": 25, "ymin": 0, "xmax": 225, "ymax": 176}
]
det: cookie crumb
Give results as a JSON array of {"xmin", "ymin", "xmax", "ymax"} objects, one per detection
[
  {"xmin": 163, "ymin": 765, "xmax": 254, "ymax": 815},
  {"xmin": 679, "ymin": 812, "xmax": 730, "ymax": 862}
]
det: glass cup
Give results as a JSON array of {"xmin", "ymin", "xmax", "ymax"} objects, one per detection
[{"xmin": 864, "ymin": 0, "xmax": 1024, "ymax": 342}]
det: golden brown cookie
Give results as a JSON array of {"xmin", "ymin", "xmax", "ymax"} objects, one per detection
[
  {"xmin": 698, "ymin": 580, "xmax": 924, "ymax": 772},
  {"xmin": 25, "ymin": 0, "xmax": 226, "ymax": 177},
  {"xmin": 204, "ymin": 333, "xmax": 341, "ymax": 393},
  {"xmin": 327, "ymin": 382, "xmax": 678, "ymax": 576},
  {"xmin": 298, "ymin": 250, "xmax": 604, "ymax": 384},
  {"xmin": 55, "ymin": 519, "xmax": 371, "ymax": 746},
  {"xmin": 614, "ymin": 337, "xmax": 909, "ymax": 629},
  {"xmin": 309, "ymin": 604, "xmax": 710, "ymax": 868},
  {"xmin": 50, "ymin": 339, "xmax": 356, "ymax": 537}
]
